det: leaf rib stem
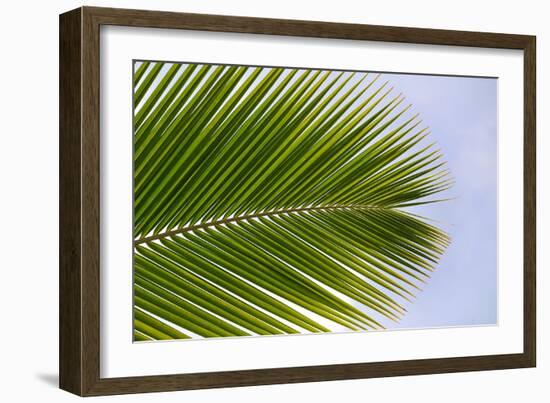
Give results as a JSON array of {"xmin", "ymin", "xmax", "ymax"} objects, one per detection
[{"xmin": 134, "ymin": 204, "xmax": 383, "ymax": 245}]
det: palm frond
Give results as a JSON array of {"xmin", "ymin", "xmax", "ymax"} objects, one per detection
[{"xmin": 132, "ymin": 61, "xmax": 452, "ymax": 340}]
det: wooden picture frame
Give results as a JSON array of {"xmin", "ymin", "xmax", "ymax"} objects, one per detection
[{"xmin": 59, "ymin": 6, "xmax": 536, "ymax": 396}]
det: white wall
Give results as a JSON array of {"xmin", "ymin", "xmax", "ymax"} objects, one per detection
[{"xmin": 0, "ymin": 0, "xmax": 546, "ymax": 401}]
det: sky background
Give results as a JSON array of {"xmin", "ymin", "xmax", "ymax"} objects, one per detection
[{"xmin": 379, "ymin": 72, "xmax": 498, "ymax": 329}]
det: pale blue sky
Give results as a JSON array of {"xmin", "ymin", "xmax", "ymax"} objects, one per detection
[{"xmin": 380, "ymin": 72, "xmax": 498, "ymax": 329}]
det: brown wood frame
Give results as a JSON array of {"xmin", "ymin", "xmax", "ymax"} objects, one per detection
[{"xmin": 59, "ymin": 6, "xmax": 536, "ymax": 396}]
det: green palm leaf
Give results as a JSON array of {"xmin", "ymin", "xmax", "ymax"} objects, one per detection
[{"xmin": 132, "ymin": 62, "xmax": 452, "ymax": 341}]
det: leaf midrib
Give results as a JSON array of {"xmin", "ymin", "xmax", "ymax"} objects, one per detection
[{"xmin": 134, "ymin": 204, "xmax": 384, "ymax": 245}]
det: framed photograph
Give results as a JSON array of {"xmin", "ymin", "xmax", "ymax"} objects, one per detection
[{"xmin": 59, "ymin": 6, "xmax": 536, "ymax": 396}]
